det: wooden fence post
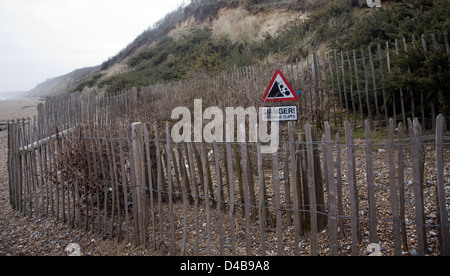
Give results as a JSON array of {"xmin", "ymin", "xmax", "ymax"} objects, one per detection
[
  {"xmin": 408, "ymin": 118, "xmax": 426, "ymax": 256},
  {"xmin": 288, "ymin": 122, "xmax": 300, "ymax": 256},
  {"xmin": 165, "ymin": 122, "xmax": 176, "ymax": 256},
  {"xmin": 256, "ymin": 129, "xmax": 266, "ymax": 256},
  {"xmin": 365, "ymin": 120, "xmax": 377, "ymax": 244},
  {"xmin": 311, "ymin": 126, "xmax": 327, "ymax": 232},
  {"xmin": 154, "ymin": 124, "xmax": 165, "ymax": 251},
  {"xmin": 240, "ymin": 125, "xmax": 253, "ymax": 256},
  {"xmin": 345, "ymin": 120, "xmax": 359, "ymax": 256},
  {"xmin": 80, "ymin": 99, "xmax": 89, "ymax": 123},
  {"xmin": 388, "ymin": 119, "xmax": 401, "ymax": 255},
  {"xmin": 436, "ymin": 115, "xmax": 450, "ymax": 256},
  {"xmin": 271, "ymin": 145, "xmax": 283, "ymax": 256},
  {"xmin": 213, "ymin": 141, "xmax": 225, "ymax": 255},
  {"xmin": 324, "ymin": 122, "xmax": 338, "ymax": 256},
  {"xmin": 143, "ymin": 124, "xmax": 156, "ymax": 251},
  {"xmin": 186, "ymin": 142, "xmax": 201, "ymax": 255},
  {"xmin": 335, "ymin": 132, "xmax": 344, "ymax": 239},
  {"xmin": 305, "ymin": 122, "xmax": 318, "ymax": 256},
  {"xmin": 131, "ymin": 122, "xmax": 146, "ymax": 246},
  {"xmin": 200, "ymin": 140, "xmax": 212, "ymax": 255},
  {"xmin": 397, "ymin": 122, "xmax": 408, "ymax": 251}
]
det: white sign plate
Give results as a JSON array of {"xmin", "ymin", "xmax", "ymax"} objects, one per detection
[{"xmin": 261, "ymin": 106, "xmax": 298, "ymax": 122}]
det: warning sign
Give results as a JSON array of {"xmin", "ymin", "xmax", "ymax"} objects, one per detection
[
  {"xmin": 262, "ymin": 70, "xmax": 298, "ymax": 102},
  {"xmin": 261, "ymin": 106, "xmax": 298, "ymax": 122}
]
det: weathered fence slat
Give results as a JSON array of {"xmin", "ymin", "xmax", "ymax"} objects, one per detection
[
  {"xmin": 345, "ymin": 120, "xmax": 359, "ymax": 256},
  {"xmin": 397, "ymin": 122, "xmax": 408, "ymax": 251},
  {"xmin": 143, "ymin": 124, "xmax": 156, "ymax": 250},
  {"xmin": 178, "ymin": 143, "xmax": 190, "ymax": 256},
  {"xmin": 154, "ymin": 124, "xmax": 166, "ymax": 253},
  {"xmin": 324, "ymin": 122, "xmax": 338, "ymax": 256},
  {"xmin": 132, "ymin": 122, "xmax": 147, "ymax": 246},
  {"xmin": 225, "ymin": 140, "xmax": 237, "ymax": 256},
  {"xmin": 186, "ymin": 142, "xmax": 201, "ymax": 255},
  {"xmin": 213, "ymin": 141, "xmax": 225, "ymax": 256},
  {"xmin": 240, "ymin": 125, "xmax": 253, "ymax": 256},
  {"xmin": 165, "ymin": 123, "xmax": 176, "ymax": 256},
  {"xmin": 436, "ymin": 115, "xmax": 450, "ymax": 256},
  {"xmin": 118, "ymin": 124, "xmax": 130, "ymax": 245},
  {"xmin": 200, "ymin": 141, "xmax": 212, "ymax": 255},
  {"xmin": 335, "ymin": 132, "xmax": 344, "ymax": 239},
  {"xmin": 256, "ymin": 129, "xmax": 266, "ymax": 256},
  {"xmin": 271, "ymin": 147, "xmax": 283, "ymax": 256},
  {"xmin": 365, "ymin": 120, "xmax": 377, "ymax": 244},
  {"xmin": 288, "ymin": 122, "xmax": 300, "ymax": 256},
  {"xmin": 408, "ymin": 118, "xmax": 427, "ymax": 256},
  {"xmin": 360, "ymin": 48, "xmax": 372, "ymax": 126},
  {"xmin": 388, "ymin": 119, "xmax": 401, "ymax": 255},
  {"xmin": 305, "ymin": 122, "xmax": 318, "ymax": 256}
]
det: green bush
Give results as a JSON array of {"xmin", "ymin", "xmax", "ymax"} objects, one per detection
[{"xmin": 338, "ymin": 0, "xmax": 450, "ymax": 50}]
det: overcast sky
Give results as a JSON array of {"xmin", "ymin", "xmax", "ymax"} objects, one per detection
[{"xmin": 0, "ymin": 0, "xmax": 186, "ymax": 93}]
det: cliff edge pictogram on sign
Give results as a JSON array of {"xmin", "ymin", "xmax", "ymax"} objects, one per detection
[{"xmin": 262, "ymin": 69, "xmax": 298, "ymax": 102}]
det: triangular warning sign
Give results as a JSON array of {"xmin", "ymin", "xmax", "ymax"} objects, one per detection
[{"xmin": 262, "ymin": 70, "xmax": 298, "ymax": 102}]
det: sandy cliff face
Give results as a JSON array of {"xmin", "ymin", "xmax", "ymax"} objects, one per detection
[{"xmin": 169, "ymin": 7, "xmax": 307, "ymax": 43}]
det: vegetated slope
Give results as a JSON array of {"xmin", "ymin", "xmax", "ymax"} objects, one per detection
[
  {"xmin": 28, "ymin": 66, "xmax": 100, "ymax": 97},
  {"xmin": 28, "ymin": 0, "xmax": 339, "ymax": 96},
  {"xmin": 77, "ymin": 0, "xmax": 313, "ymax": 95},
  {"xmin": 29, "ymin": 0, "xmax": 450, "ymax": 97},
  {"xmin": 82, "ymin": 1, "xmax": 366, "ymax": 94}
]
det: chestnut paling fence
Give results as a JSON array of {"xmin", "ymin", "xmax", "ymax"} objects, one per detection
[
  {"xmin": 5, "ymin": 31, "xmax": 450, "ymax": 255},
  {"xmin": 6, "ymin": 90, "xmax": 450, "ymax": 256}
]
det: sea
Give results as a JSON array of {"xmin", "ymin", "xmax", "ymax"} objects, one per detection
[{"xmin": 0, "ymin": 90, "xmax": 27, "ymax": 101}]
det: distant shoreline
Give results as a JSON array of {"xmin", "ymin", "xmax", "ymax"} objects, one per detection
[
  {"xmin": 0, "ymin": 91, "xmax": 30, "ymax": 99},
  {"xmin": 0, "ymin": 97, "xmax": 42, "ymax": 122}
]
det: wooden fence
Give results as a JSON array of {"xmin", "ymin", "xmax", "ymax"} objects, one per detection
[
  {"xmin": 6, "ymin": 92, "xmax": 450, "ymax": 255},
  {"xmin": 130, "ymin": 31, "xmax": 450, "ymax": 134},
  {"xmin": 284, "ymin": 31, "xmax": 448, "ymax": 131},
  {"xmin": 5, "ymin": 32, "xmax": 450, "ymax": 256}
]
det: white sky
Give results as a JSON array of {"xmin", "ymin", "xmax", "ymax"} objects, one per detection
[{"xmin": 0, "ymin": 0, "xmax": 187, "ymax": 93}]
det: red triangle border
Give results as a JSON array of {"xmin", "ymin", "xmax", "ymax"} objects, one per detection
[{"xmin": 262, "ymin": 69, "xmax": 298, "ymax": 102}]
